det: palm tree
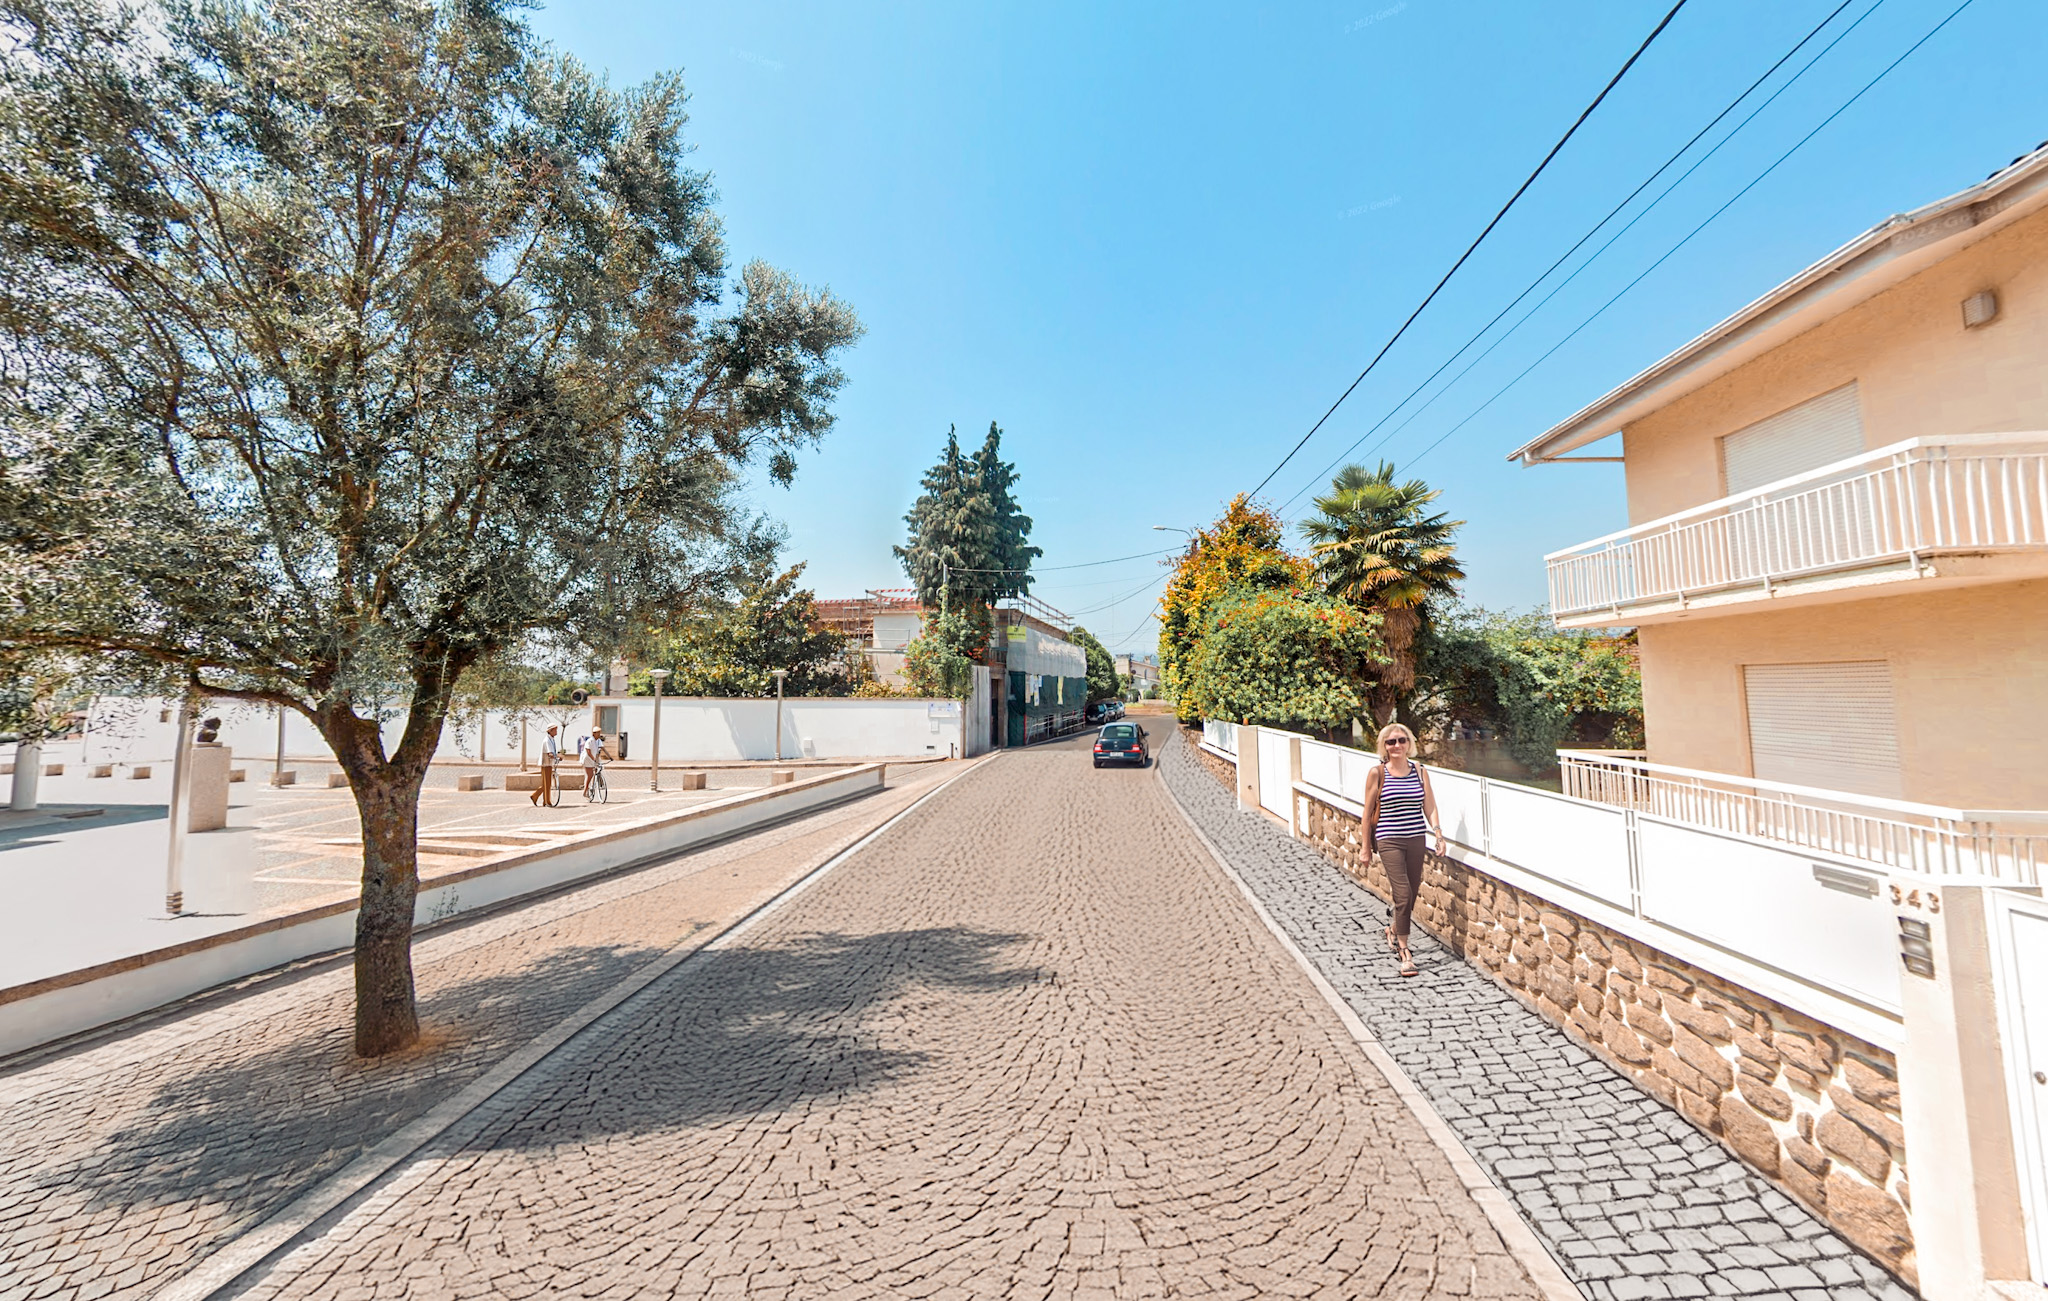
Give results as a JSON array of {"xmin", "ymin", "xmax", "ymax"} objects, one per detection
[{"xmin": 1301, "ymin": 462, "xmax": 1465, "ymax": 726}]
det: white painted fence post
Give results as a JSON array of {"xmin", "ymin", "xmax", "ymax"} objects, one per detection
[
  {"xmin": 1288, "ymin": 734, "xmax": 1304, "ymax": 838},
  {"xmin": 1892, "ymin": 880, "xmax": 2033, "ymax": 1299},
  {"xmin": 1235, "ymin": 725, "xmax": 1261, "ymax": 813}
]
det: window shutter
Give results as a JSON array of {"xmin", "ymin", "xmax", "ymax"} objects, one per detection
[
  {"xmin": 1743, "ymin": 661, "xmax": 1902, "ymax": 798},
  {"xmin": 1721, "ymin": 383, "xmax": 1864, "ymax": 495}
]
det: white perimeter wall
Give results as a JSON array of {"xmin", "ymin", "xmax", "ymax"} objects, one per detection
[{"xmin": 77, "ymin": 696, "xmax": 967, "ymax": 765}]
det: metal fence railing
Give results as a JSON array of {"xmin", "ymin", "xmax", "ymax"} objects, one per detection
[
  {"xmin": 1545, "ymin": 432, "xmax": 2048, "ymax": 620},
  {"xmin": 1558, "ymin": 749, "xmax": 2047, "ymax": 885}
]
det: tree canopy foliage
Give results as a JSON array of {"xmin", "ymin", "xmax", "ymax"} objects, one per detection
[
  {"xmin": 0, "ymin": 0, "xmax": 860, "ymax": 1053},
  {"xmin": 901, "ymin": 609, "xmax": 984, "ymax": 699},
  {"xmin": 1180, "ymin": 588, "xmax": 1382, "ymax": 734},
  {"xmin": 631, "ymin": 560, "xmax": 847, "ymax": 698},
  {"xmin": 1158, "ymin": 495, "xmax": 1308, "ymax": 721},
  {"xmin": 1301, "ymin": 462, "xmax": 1464, "ymax": 726},
  {"xmin": 894, "ymin": 422, "xmax": 1040, "ymax": 628},
  {"xmin": 1415, "ymin": 608, "xmax": 1644, "ymax": 772},
  {"xmin": 1066, "ymin": 626, "xmax": 1121, "ymax": 704}
]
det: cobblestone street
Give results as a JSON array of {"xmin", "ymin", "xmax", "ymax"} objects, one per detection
[
  {"xmin": 1155, "ymin": 730, "xmax": 1917, "ymax": 1301},
  {"xmin": 132, "ymin": 731, "xmax": 1557, "ymax": 1300}
]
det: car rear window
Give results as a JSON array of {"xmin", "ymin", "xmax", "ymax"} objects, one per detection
[{"xmin": 1102, "ymin": 725, "xmax": 1137, "ymax": 739}]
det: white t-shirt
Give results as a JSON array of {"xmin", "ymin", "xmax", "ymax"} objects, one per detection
[{"xmin": 578, "ymin": 736, "xmax": 603, "ymax": 766}]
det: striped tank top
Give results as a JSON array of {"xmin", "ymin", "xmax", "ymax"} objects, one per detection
[{"xmin": 1375, "ymin": 761, "xmax": 1428, "ymax": 839}]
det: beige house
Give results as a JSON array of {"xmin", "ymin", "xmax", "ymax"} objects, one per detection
[
  {"xmin": 1514, "ymin": 142, "xmax": 2048, "ymax": 812},
  {"xmin": 1509, "ymin": 143, "xmax": 2048, "ymax": 1297}
]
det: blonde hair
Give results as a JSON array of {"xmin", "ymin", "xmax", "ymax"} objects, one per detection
[{"xmin": 1375, "ymin": 722, "xmax": 1418, "ymax": 762}]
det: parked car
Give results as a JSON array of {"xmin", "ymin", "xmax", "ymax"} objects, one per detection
[{"xmin": 1092, "ymin": 721, "xmax": 1148, "ymax": 768}]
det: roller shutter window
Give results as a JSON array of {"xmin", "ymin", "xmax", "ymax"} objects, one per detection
[
  {"xmin": 1743, "ymin": 661, "xmax": 1902, "ymax": 798},
  {"xmin": 1721, "ymin": 383, "xmax": 1865, "ymax": 496}
]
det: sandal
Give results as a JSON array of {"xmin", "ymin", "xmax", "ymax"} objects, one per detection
[{"xmin": 1397, "ymin": 942, "xmax": 1419, "ymax": 978}]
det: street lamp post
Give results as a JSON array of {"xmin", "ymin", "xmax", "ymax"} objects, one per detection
[
  {"xmin": 164, "ymin": 696, "xmax": 195, "ymax": 915},
  {"xmin": 1151, "ymin": 524, "xmax": 1194, "ymax": 536},
  {"xmin": 771, "ymin": 669, "xmax": 789, "ymax": 762},
  {"xmin": 648, "ymin": 669, "xmax": 670, "ymax": 790}
]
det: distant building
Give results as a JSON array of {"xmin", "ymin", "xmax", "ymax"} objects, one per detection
[
  {"xmin": 811, "ymin": 589, "xmax": 1087, "ymax": 746},
  {"xmin": 1114, "ymin": 653, "xmax": 1162, "ymax": 699}
]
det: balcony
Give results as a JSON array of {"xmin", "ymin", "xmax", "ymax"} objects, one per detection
[{"xmin": 1545, "ymin": 432, "xmax": 2048, "ymax": 626}]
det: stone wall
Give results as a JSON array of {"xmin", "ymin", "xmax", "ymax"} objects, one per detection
[{"xmin": 1289, "ymin": 780, "xmax": 1918, "ymax": 1287}]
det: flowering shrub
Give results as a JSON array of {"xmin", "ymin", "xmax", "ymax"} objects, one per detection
[
  {"xmin": 1181, "ymin": 588, "xmax": 1382, "ymax": 733},
  {"xmin": 1158, "ymin": 495, "xmax": 1310, "ymax": 720}
]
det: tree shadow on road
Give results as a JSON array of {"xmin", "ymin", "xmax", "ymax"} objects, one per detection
[
  {"xmin": 459, "ymin": 924, "xmax": 1046, "ymax": 1150},
  {"xmin": 43, "ymin": 925, "xmax": 1040, "ymax": 1227}
]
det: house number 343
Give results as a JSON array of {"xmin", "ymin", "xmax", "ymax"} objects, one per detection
[{"xmin": 1890, "ymin": 885, "xmax": 1940, "ymax": 913}]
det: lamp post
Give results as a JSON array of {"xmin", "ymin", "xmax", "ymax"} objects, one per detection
[
  {"xmin": 648, "ymin": 669, "xmax": 670, "ymax": 790},
  {"xmin": 1151, "ymin": 524, "xmax": 1194, "ymax": 536},
  {"xmin": 164, "ymin": 696, "xmax": 195, "ymax": 915},
  {"xmin": 771, "ymin": 669, "xmax": 789, "ymax": 761}
]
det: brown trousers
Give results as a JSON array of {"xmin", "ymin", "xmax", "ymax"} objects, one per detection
[{"xmin": 1376, "ymin": 834, "xmax": 1427, "ymax": 939}]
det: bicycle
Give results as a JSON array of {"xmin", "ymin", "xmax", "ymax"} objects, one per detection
[{"xmin": 582, "ymin": 764, "xmax": 609, "ymax": 804}]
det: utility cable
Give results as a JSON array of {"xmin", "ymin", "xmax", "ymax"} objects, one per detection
[
  {"xmin": 1246, "ymin": 0, "xmax": 1691, "ymax": 498},
  {"xmin": 1274, "ymin": 0, "xmax": 1869, "ymax": 513},
  {"xmin": 1401, "ymin": 0, "xmax": 1979, "ymax": 474}
]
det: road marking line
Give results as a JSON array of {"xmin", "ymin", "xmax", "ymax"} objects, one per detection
[
  {"xmin": 1152, "ymin": 739, "xmax": 1588, "ymax": 1301},
  {"xmin": 148, "ymin": 754, "xmax": 997, "ymax": 1301}
]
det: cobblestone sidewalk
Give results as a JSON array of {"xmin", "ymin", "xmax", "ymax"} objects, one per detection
[
  {"xmin": 228, "ymin": 738, "xmax": 1546, "ymax": 1300},
  {"xmin": 0, "ymin": 763, "xmax": 956, "ymax": 1301},
  {"xmin": 1156, "ymin": 730, "xmax": 1917, "ymax": 1301}
]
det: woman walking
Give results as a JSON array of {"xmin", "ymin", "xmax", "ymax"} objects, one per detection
[{"xmin": 1361, "ymin": 722, "xmax": 1444, "ymax": 977}]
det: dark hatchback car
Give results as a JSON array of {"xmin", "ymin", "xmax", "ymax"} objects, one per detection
[{"xmin": 1092, "ymin": 722, "xmax": 1149, "ymax": 768}]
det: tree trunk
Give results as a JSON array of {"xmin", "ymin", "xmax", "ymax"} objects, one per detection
[
  {"xmin": 319, "ymin": 694, "xmax": 445, "ymax": 1058},
  {"xmin": 349, "ymin": 767, "xmax": 425, "ymax": 1056}
]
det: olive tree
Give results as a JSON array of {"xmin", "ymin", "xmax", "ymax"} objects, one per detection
[{"xmin": 0, "ymin": 0, "xmax": 861, "ymax": 1054}]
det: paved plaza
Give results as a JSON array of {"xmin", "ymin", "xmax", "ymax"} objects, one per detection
[{"xmin": 0, "ymin": 754, "xmax": 841, "ymax": 988}]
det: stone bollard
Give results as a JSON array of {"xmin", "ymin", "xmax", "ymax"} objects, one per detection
[
  {"xmin": 504, "ymin": 772, "xmax": 543, "ymax": 792},
  {"xmin": 456, "ymin": 775, "xmax": 485, "ymax": 792},
  {"xmin": 42, "ymin": 763, "xmax": 64, "ymax": 777},
  {"xmin": 326, "ymin": 772, "xmax": 349, "ymax": 788},
  {"xmin": 184, "ymin": 743, "xmax": 232, "ymax": 832},
  {"xmin": 769, "ymin": 770, "xmax": 796, "ymax": 786},
  {"xmin": 129, "ymin": 765, "xmax": 152, "ymax": 780},
  {"xmin": 679, "ymin": 772, "xmax": 707, "ymax": 791},
  {"xmin": 270, "ymin": 770, "xmax": 297, "ymax": 787},
  {"xmin": 90, "ymin": 764, "xmax": 114, "ymax": 778},
  {"xmin": 228, "ymin": 769, "xmax": 246, "ymax": 783}
]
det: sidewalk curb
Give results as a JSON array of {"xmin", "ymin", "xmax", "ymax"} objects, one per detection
[
  {"xmin": 1153, "ymin": 737, "xmax": 1588, "ymax": 1301},
  {"xmin": 149, "ymin": 753, "xmax": 999, "ymax": 1301}
]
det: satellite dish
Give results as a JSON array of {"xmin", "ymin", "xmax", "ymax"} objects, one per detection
[{"xmin": 570, "ymin": 688, "xmax": 589, "ymax": 705}]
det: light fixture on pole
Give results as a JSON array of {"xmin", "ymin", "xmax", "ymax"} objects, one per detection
[
  {"xmin": 648, "ymin": 669, "xmax": 670, "ymax": 790},
  {"xmin": 771, "ymin": 669, "xmax": 789, "ymax": 762},
  {"xmin": 1151, "ymin": 524, "xmax": 1194, "ymax": 535}
]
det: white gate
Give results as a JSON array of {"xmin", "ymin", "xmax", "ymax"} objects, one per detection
[
  {"xmin": 1988, "ymin": 890, "xmax": 2048, "ymax": 1283},
  {"xmin": 1256, "ymin": 730, "xmax": 1293, "ymax": 821}
]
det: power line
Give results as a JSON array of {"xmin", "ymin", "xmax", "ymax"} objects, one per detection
[
  {"xmin": 942, "ymin": 547, "xmax": 1175, "ymax": 577},
  {"xmin": 1275, "ymin": 0, "xmax": 1870, "ymax": 514},
  {"xmin": 1402, "ymin": 0, "xmax": 1980, "ymax": 474},
  {"xmin": 1245, "ymin": 0, "xmax": 1691, "ymax": 498}
]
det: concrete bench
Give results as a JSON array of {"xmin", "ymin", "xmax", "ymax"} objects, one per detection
[
  {"xmin": 129, "ymin": 766, "xmax": 152, "ymax": 780},
  {"xmin": 678, "ymin": 772, "xmax": 707, "ymax": 791},
  {"xmin": 42, "ymin": 763, "xmax": 64, "ymax": 777},
  {"xmin": 504, "ymin": 772, "xmax": 543, "ymax": 792},
  {"xmin": 90, "ymin": 764, "xmax": 114, "ymax": 778},
  {"xmin": 455, "ymin": 775, "xmax": 486, "ymax": 792},
  {"xmin": 769, "ymin": 770, "xmax": 796, "ymax": 786},
  {"xmin": 326, "ymin": 772, "xmax": 349, "ymax": 788},
  {"xmin": 270, "ymin": 770, "xmax": 297, "ymax": 787},
  {"xmin": 228, "ymin": 769, "xmax": 246, "ymax": 783}
]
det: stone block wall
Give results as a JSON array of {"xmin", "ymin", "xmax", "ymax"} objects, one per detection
[{"xmin": 1292, "ymin": 787, "xmax": 1917, "ymax": 1287}]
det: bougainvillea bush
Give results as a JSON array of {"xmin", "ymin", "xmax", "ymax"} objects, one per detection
[
  {"xmin": 1158, "ymin": 496, "xmax": 1309, "ymax": 721},
  {"xmin": 1181, "ymin": 588, "xmax": 1383, "ymax": 735}
]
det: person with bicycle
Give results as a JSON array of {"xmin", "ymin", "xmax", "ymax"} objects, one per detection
[
  {"xmin": 579, "ymin": 728, "xmax": 609, "ymax": 802},
  {"xmin": 531, "ymin": 725, "xmax": 562, "ymax": 807}
]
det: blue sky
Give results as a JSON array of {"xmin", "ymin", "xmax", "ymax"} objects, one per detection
[{"xmin": 528, "ymin": 0, "xmax": 2048, "ymax": 655}]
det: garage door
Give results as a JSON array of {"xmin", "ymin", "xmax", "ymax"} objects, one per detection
[{"xmin": 1743, "ymin": 661, "xmax": 1902, "ymax": 797}]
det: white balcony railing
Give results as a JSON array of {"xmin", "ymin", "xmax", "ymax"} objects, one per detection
[
  {"xmin": 1546, "ymin": 432, "xmax": 2048, "ymax": 620},
  {"xmin": 1558, "ymin": 749, "xmax": 2047, "ymax": 885}
]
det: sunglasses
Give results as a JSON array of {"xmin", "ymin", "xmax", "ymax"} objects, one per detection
[{"xmin": 1384, "ymin": 737, "xmax": 1411, "ymax": 746}]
